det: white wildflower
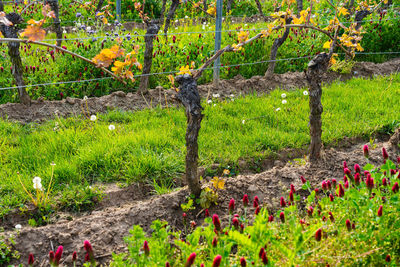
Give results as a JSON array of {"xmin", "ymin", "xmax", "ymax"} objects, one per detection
[
  {"xmin": 90, "ymin": 115, "xmax": 97, "ymax": 121},
  {"xmin": 33, "ymin": 182, "xmax": 43, "ymax": 191},
  {"xmin": 32, "ymin": 177, "xmax": 41, "ymax": 184},
  {"xmin": 213, "ymin": 104, "xmax": 216, "ymax": 106},
  {"xmin": 108, "ymin": 124, "xmax": 115, "ymax": 131},
  {"xmin": 207, "ymin": 100, "xmax": 212, "ymax": 104},
  {"xmin": 281, "ymin": 93, "xmax": 286, "ymax": 98},
  {"xmin": 229, "ymin": 94, "xmax": 235, "ymax": 98},
  {"xmin": 282, "ymin": 100, "xmax": 287, "ymax": 104},
  {"xmin": 50, "ymin": 162, "xmax": 56, "ymax": 166},
  {"xmin": 212, "ymin": 93, "xmax": 220, "ymax": 98},
  {"xmin": 185, "ymin": 15, "xmax": 189, "ymax": 19},
  {"xmin": 175, "ymin": 19, "xmax": 178, "ymax": 23},
  {"xmin": 15, "ymin": 224, "xmax": 22, "ymax": 230},
  {"xmin": 242, "ymin": 120, "xmax": 245, "ymax": 124},
  {"xmin": 276, "ymin": 107, "xmax": 281, "ymax": 111},
  {"xmin": 83, "ymin": 96, "xmax": 88, "ymax": 101},
  {"xmin": 303, "ymin": 90, "xmax": 309, "ymax": 96}
]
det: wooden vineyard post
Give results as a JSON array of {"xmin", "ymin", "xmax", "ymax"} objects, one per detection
[
  {"xmin": 139, "ymin": 21, "xmax": 160, "ymax": 93},
  {"xmin": 305, "ymin": 53, "xmax": 330, "ymax": 162},
  {"xmin": 0, "ymin": 13, "xmax": 31, "ymax": 105},
  {"xmin": 46, "ymin": 0, "xmax": 63, "ymax": 46},
  {"xmin": 267, "ymin": 17, "xmax": 292, "ymax": 75},
  {"xmin": 176, "ymin": 74, "xmax": 203, "ymax": 197}
]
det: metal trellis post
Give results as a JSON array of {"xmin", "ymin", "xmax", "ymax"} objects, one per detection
[
  {"xmin": 116, "ymin": 0, "xmax": 121, "ymax": 21},
  {"xmin": 213, "ymin": 0, "xmax": 223, "ymax": 85}
]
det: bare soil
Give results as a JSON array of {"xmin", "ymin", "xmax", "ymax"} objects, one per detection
[
  {"xmin": 4, "ymin": 134, "xmax": 400, "ymax": 266},
  {"xmin": 0, "ymin": 58, "xmax": 399, "ymax": 124}
]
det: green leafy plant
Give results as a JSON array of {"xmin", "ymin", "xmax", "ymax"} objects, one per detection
[
  {"xmin": 111, "ymin": 154, "xmax": 400, "ymax": 266},
  {"xmin": 0, "ymin": 234, "xmax": 19, "ymax": 265}
]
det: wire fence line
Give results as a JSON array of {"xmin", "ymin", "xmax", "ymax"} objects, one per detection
[
  {"xmin": 0, "ymin": 51, "xmax": 399, "ymax": 91},
  {"xmin": 7, "ymin": 16, "xmax": 397, "ymax": 43}
]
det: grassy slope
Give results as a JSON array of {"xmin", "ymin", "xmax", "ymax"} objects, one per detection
[{"xmin": 0, "ymin": 74, "xmax": 399, "ymax": 216}]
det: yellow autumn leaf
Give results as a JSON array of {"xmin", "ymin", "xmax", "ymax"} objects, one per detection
[
  {"xmin": 223, "ymin": 169, "xmax": 230, "ymax": 175},
  {"xmin": 232, "ymin": 43, "xmax": 243, "ymax": 51},
  {"xmin": 207, "ymin": 6, "xmax": 216, "ymax": 16},
  {"xmin": 330, "ymin": 56, "xmax": 337, "ymax": 65},
  {"xmin": 338, "ymin": 7, "xmax": 349, "ymax": 16},
  {"xmin": 211, "ymin": 176, "xmax": 225, "ymax": 190},
  {"xmin": 356, "ymin": 43, "xmax": 364, "ymax": 52},
  {"xmin": 323, "ymin": 40, "xmax": 332, "ymax": 49},
  {"xmin": 111, "ymin": 60, "xmax": 127, "ymax": 74},
  {"xmin": 237, "ymin": 30, "xmax": 249, "ymax": 43},
  {"xmin": 124, "ymin": 70, "xmax": 135, "ymax": 82},
  {"xmin": 177, "ymin": 65, "xmax": 191, "ymax": 75},
  {"xmin": 168, "ymin": 74, "xmax": 175, "ymax": 86},
  {"xmin": 292, "ymin": 16, "xmax": 304, "ymax": 25}
]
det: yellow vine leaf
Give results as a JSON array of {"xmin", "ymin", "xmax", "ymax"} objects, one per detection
[
  {"xmin": 356, "ymin": 43, "xmax": 364, "ymax": 52},
  {"xmin": 237, "ymin": 30, "xmax": 249, "ymax": 43},
  {"xmin": 323, "ymin": 40, "xmax": 332, "ymax": 49},
  {"xmin": 168, "ymin": 74, "xmax": 175, "ymax": 86},
  {"xmin": 111, "ymin": 60, "xmax": 127, "ymax": 74},
  {"xmin": 232, "ymin": 43, "xmax": 242, "ymax": 51},
  {"xmin": 177, "ymin": 65, "xmax": 191, "ymax": 75},
  {"xmin": 338, "ymin": 7, "xmax": 349, "ymax": 16},
  {"xmin": 211, "ymin": 176, "xmax": 225, "ymax": 190},
  {"xmin": 207, "ymin": 6, "xmax": 216, "ymax": 16},
  {"xmin": 93, "ymin": 45, "xmax": 124, "ymax": 67}
]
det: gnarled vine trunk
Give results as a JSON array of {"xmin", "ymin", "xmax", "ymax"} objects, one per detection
[
  {"xmin": 227, "ymin": 0, "xmax": 234, "ymax": 13},
  {"xmin": 203, "ymin": 0, "xmax": 208, "ymax": 12},
  {"xmin": 267, "ymin": 18, "xmax": 292, "ymax": 74},
  {"xmin": 164, "ymin": 0, "xmax": 179, "ymax": 38},
  {"xmin": 296, "ymin": 0, "xmax": 303, "ymax": 14},
  {"xmin": 305, "ymin": 53, "xmax": 330, "ymax": 162},
  {"xmin": 355, "ymin": 10, "xmax": 371, "ymax": 30},
  {"xmin": 0, "ymin": 13, "xmax": 31, "ymax": 105},
  {"xmin": 176, "ymin": 74, "xmax": 203, "ymax": 197},
  {"xmin": 0, "ymin": 1, "xmax": 4, "ymax": 12},
  {"xmin": 139, "ymin": 21, "xmax": 160, "ymax": 93},
  {"xmin": 46, "ymin": 0, "xmax": 62, "ymax": 46},
  {"xmin": 254, "ymin": 0, "xmax": 265, "ymax": 17},
  {"xmin": 95, "ymin": 0, "xmax": 105, "ymax": 13}
]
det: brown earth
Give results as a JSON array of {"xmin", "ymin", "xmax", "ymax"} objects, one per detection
[
  {"xmin": 0, "ymin": 58, "xmax": 399, "ymax": 124},
  {"xmin": 4, "ymin": 133, "xmax": 400, "ymax": 266}
]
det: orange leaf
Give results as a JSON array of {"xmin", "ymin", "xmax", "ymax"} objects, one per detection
[{"xmin": 21, "ymin": 25, "xmax": 46, "ymax": 41}]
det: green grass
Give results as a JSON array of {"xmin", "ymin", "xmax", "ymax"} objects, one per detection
[{"xmin": 0, "ymin": 74, "xmax": 400, "ymax": 217}]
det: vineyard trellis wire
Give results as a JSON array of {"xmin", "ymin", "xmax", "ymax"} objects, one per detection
[
  {"xmin": 18, "ymin": 16, "xmax": 400, "ymax": 43},
  {"xmin": 0, "ymin": 51, "xmax": 399, "ymax": 91}
]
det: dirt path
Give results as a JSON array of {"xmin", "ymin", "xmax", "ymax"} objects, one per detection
[
  {"xmin": 0, "ymin": 58, "xmax": 399, "ymax": 124},
  {"xmin": 5, "ymin": 135, "xmax": 399, "ymax": 266}
]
